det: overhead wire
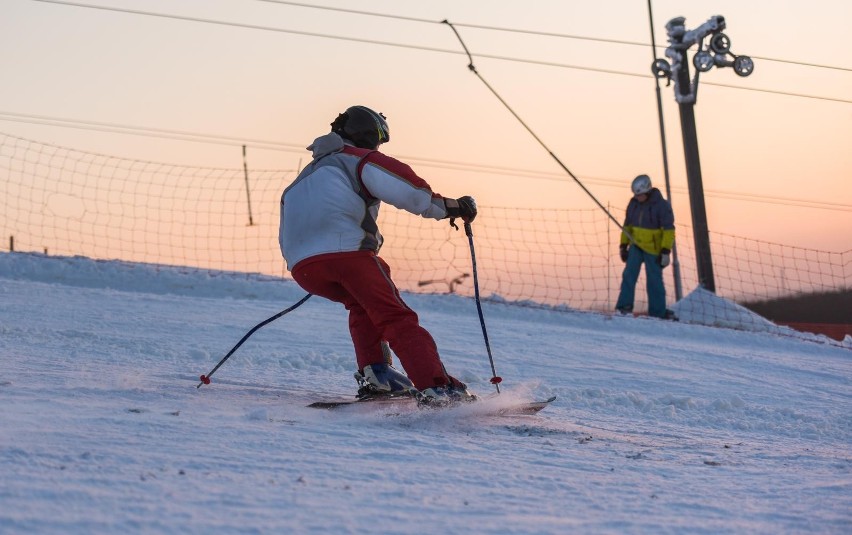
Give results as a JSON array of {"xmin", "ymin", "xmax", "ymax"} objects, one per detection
[
  {"xmin": 255, "ymin": 0, "xmax": 852, "ymax": 73},
  {"xmin": 440, "ymin": 18, "xmax": 634, "ymax": 241},
  {"xmin": 28, "ymin": 0, "xmax": 852, "ymax": 105},
  {"xmin": 0, "ymin": 110, "xmax": 305, "ymax": 154},
  {"xmin": 15, "ymin": 1, "xmax": 852, "ymax": 213},
  {"xmin": 1, "ymin": 111, "xmax": 848, "ymax": 213}
]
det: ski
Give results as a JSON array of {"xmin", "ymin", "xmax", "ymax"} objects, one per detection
[
  {"xmin": 307, "ymin": 393, "xmax": 414, "ymax": 410},
  {"xmin": 308, "ymin": 394, "xmax": 556, "ymax": 415}
]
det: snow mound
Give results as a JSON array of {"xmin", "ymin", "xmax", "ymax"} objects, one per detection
[{"xmin": 673, "ymin": 286, "xmax": 776, "ymax": 331}]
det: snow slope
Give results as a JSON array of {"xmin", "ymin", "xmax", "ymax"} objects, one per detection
[{"xmin": 0, "ymin": 253, "xmax": 850, "ymax": 534}]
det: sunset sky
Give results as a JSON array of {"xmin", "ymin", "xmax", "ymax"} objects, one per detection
[{"xmin": 2, "ymin": 0, "xmax": 850, "ymax": 252}]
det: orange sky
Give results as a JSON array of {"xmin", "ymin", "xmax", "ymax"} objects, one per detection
[{"xmin": 1, "ymin": 0, "xmax": 850, "ymax": 252}]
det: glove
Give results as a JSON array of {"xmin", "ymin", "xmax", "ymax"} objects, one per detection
[
  {"xmin": 619, "ymin": 244, "xmax": 629, "ymax": 263},
  {"xmin": 444, "ymin": 196, "xmax": 477, "ymax": 223},
  {"xmin": 658, "ymin": 248, "xmax": 671, "ymax": 268}
]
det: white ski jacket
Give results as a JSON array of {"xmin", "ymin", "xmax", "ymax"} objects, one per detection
[{"xmin": 279, "ymin": 133, "xmax": 451, "ymax": 270}]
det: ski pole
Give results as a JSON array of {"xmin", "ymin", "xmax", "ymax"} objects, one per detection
[
  {"xmin": 464, "ymin": 221, "xmax": 502, "ymax": 393},
  {"xmin": 197, "ymin": 293, "xmax": 312, "ymax": 388}
]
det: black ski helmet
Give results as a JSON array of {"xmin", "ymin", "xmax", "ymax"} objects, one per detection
[{"xmin": 330, "ymin": 105, "xmax": 390, "ymax": 149}]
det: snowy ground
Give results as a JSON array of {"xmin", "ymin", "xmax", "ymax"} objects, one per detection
[{"xmin": 1, "ymin": 253, "xmax": 850, "ymax": 534}]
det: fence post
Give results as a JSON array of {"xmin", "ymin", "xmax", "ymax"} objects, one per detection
[
  {"xmin": 607, "ymin": 203, "xmax": 611, "ymax": 309},
  {"xmin": 242, "ymin": 144, "xmax": 255, "ymax": 226}
]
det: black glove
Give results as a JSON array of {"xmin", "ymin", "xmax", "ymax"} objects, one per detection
[
  {"xmin": 619, "ymin": 244, "xmax": 629, "ymax": 263},
  {"xmin": 658, "ymin": 248, "xmax": 671, "ymax": 268},
  {"xmin": 444, "ymin": 196, "xmax": 477, "ymax": 223}
]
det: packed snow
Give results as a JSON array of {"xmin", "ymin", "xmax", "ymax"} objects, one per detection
[{"xmin": 0, "ymin": 252, "xmax": 850, "ymax": 534}]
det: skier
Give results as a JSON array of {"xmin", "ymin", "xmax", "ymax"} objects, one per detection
[
  {"xmin": 279, "ymin": 105, "xmax": 478, "ymax": 406},
  {"xmin": 615, "ymin": 174, "xmax": 676, "ymax": 319}
]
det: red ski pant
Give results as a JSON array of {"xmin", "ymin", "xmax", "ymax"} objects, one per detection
[{"xmin": 290, "ymin": 251, "xmax": 453, "ymax": 390}]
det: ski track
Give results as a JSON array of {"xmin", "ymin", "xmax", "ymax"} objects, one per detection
[{"xmin": 1, "ymin": 255, "xmax": 851, "ymax": 534}]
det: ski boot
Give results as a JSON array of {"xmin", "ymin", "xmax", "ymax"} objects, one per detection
[
  {"xmin": 415, "ymin": 383, "xmax": 477, "ymax": 408},
  {"xmin": 354, "ymin": 363, "xmax": 415, "ymax": 400}
]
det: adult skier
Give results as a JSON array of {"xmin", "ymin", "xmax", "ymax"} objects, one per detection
[{"xmin": 279, "ymin": 105, "xmax": 477, "ymax": 406}]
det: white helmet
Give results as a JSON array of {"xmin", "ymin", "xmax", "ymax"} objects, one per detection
[{"xmin": 631, "ymin": 174, "xmax": 652, "ymax": 195}]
